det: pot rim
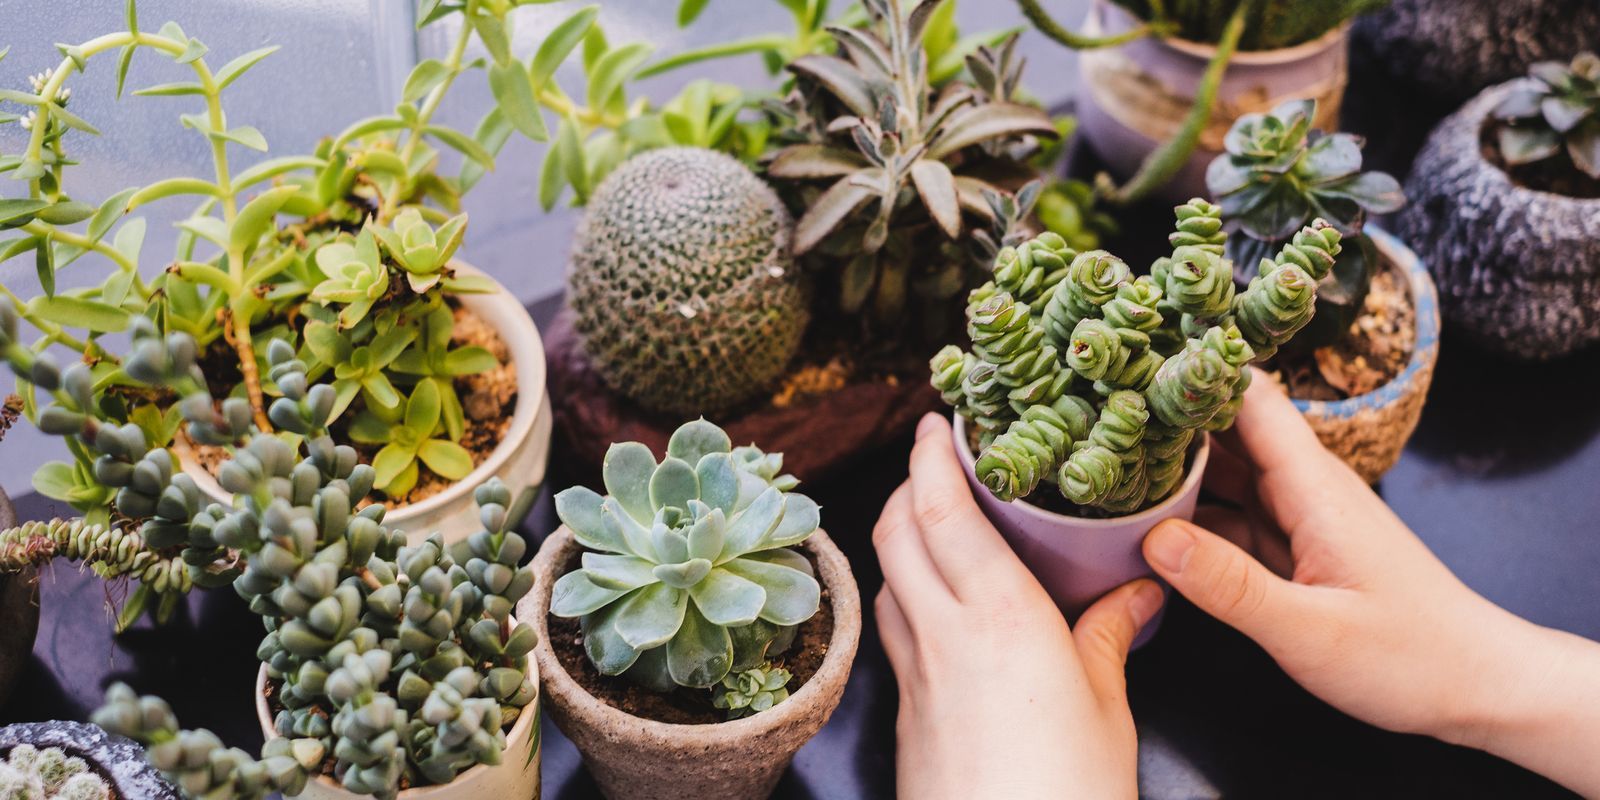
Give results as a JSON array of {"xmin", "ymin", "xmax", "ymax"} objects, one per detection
[
  {"xmin": 251, "ymin": 636, "xmax": 537, "ymax": 798},
  {"xmin": 533, "ymin": 526, "xmax": 861, "ymax": 737},
  {"xmin": 952, "ymin": 413, "xmax": 1211, "ymax": 530},
  {"xmin": 179, "ymin": 262, "xmax": 546, "ymax": 522},
  {"xmin": 1091, "ymin": 0, "xmax": 1352, "ymax": 65},
  {"xmin": 1289, "ymin": 225, "xmax": 1441, "ymax": 419},
  {"xmin": 1469, "ymin": 80, "xmax": 1600, "ymax": 210}
]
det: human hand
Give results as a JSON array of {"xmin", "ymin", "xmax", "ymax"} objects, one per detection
[
  {"xmin": 873, "ymin": 413, "xmax": 1163, "ymax": 800},
  {"xmin": 1143, "ymin": 373, "xmax": 1600, "ymax": 795}
]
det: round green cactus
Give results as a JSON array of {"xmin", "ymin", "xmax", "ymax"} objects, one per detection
[{"xmin": 0, "ymin": 743, "xmax": 112, "ymax": 800}]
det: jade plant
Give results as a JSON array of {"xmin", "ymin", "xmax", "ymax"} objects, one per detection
[
  {"xmin": 550, "ymin": 419, "xmax": 820, "ymax": 718},
  {"xmin": 931, "ymin": 199, "xmax": 1339, "ymax": 514},
  {"xmin": 0, "ymin": 744, "xmax": 111, "ymax": 800},
  {"xmin": 1491, "ymin": 52, "xmax": 1600, "ymax": 180},
  {"xmin": 1206, "ymin": 99, "xmax": 1404, "ymax": 347}
]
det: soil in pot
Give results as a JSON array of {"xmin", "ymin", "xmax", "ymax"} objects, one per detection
[
  {"xmin": 546, "ymin": 548, "xmax": 835, "ymax": 726},
  {"xmin": 1264, "ymin": 253, "xmax": 1416, "ymax": 401},
  {"xmin": 192, "ymin": 301, "xmax": 517, "ymax": 509}
]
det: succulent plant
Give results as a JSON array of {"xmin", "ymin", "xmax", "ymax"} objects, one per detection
[
  {"xmin": 711, "ymin": 663, "xmax": 793, "ymax": 720},
  {"xmin": 372, "ymin": 209, "xmax": 467, "ymax": 293},
  {"xmin": 347, "ymin": 379, "xmax": 475, "ymax": 498},
  {"xmin": 568, "ymin": 147, "xmax": 807, "ymax": 417},
  {"xmin": 0, "ymin": 743, "xmax": 112, "ymax": 800},
  {"xmin": 1207, "ymin": 99, "xmax": 1404, "ymax": 348},
  {"xmin": 1491, "ymin": 52, "xmax": 1600, "ymax": 179},
  {"xmin": 551, "ymin": 419, "xmax": 821, "ymax": 697},
  {"xmin": 931, "ymin": 199, "xmax": 1336, "ymax": 514}
]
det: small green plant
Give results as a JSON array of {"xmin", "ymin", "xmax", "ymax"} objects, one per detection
[
  {"xmin": 931, "ymin": 199, "xmax": 1337, "ymax": 514},
  {"xmin": 348, "ymin": 378, "xmax": 475, "ymax": 498},
  {"xmin": 711, "ymin": 663, "xmax": 793, "ymax": 720},
  {"xmin": 1207, "ymin": 99, "xmax": 1404, "ymax": 348},
  {"xmin": 1491, "ymin": 52, "xmax": 1600, "ymax": 179},
  {"xmin": 0, "ymin": 744, "xmax": 112, "ymax": 800},
  {"xmin": 551, "ymin": 419, "xmax": 821, "ymax": 708}
]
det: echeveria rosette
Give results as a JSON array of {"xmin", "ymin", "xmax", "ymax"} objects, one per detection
[
  {"xmin": 711, "ymin": 663, "xmax": 792, "ymax": 720},
  {"xmin": 551, "ymin": 419, "xmax": 823, "ymax": 691},
  {"xmin": 311, "ymin": 229, "xmax": 388, "ymax": 328},
  {"xmin": 370, "ymin": 208, "xmax": 468, "ymax": 294},
  {"xmin": 1491, "ymin": 52, "xmax": 1600, "ymax": 179}
]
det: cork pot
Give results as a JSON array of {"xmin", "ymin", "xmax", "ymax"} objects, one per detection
[
  {"xmin": 1396, "ymin": 82, "xmax": 1600, "ymax": 361},
  {"xmin": 183, "ymin": 263, "xmax": 553, "ymax": 546},
  {"xmin": 1292, "ymin": 227, "xmax": 1440, "ymax": 483},
  {"xmin": 0, "ymin": 721, "xmax": 179, "ymax": 799},
  {"xmin": 523, "ymin": 527, "xmax": 861, "ymax": 800}
]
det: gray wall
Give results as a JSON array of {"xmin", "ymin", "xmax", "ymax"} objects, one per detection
[{"xmin": 0, "ymin": 0, "xmax": 1085, "ymax": 496}]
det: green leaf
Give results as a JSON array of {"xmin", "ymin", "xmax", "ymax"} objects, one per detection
[
  {"xmin": 32, "ymin": 461, "xmax": 76, "ymax": 500},
  {"xmin": 35, "ymin": 236, "xmax": 53, "ymax": 296},
  {"xmin": 550, "ymin": 570, "xmax": 629, "ymax": 617},
  {"xmin": 787, "ymin": 55, "xmax": 875, "ymax": 118},
  {"xmin": 767, "ymin": 144, "xmax": 867, "ymax": 179},
  {"xmin": 678, "ymin": 0, "xmax": 711, "ymax": 26},
  {"xmin": 0, "ymin": 237, "xmax": 39, "ymax": 263},
  {"xmin": 488, "ymin": 60, "xmax": 547, "ymax": 141},
  {"xmin": 50, "ymin": 104, "xmax": 100, "ymax": 136},
  {"xmin": 372, "ymin": 442, "xmax": 417, "ymax": 490},
  {"xmin": 405, "ymin": 377, "xmax": 443, "ymax": 432},
  {"xmin": 113, "ymin": 217, "xmax": 146, "ymax": 262},
  {"xmin": 133, "ymin": 82, "xmax": 208, "ymax": 97},
  {"xmin": 666, "ymin": 603, "xmax": 733, "ymax": 688},
  {"xmin": 216, "ymin": 46, "xmax": 279, "ymax": 89},
  {"xmin": 583, "ymin": 598, "xmax": 645, "ymax": 674},
  {"xmin": 424, "ymin": 124, "xmax": 494, "ymax": 168},
  {"xmin": 556, "ymin": 114, "xmax": 588, "ymax": 201},
  {"xmin": 443, "ymin": 345, "xmax": 498, "ymax": 375},
  {"xmin": 537, "ymin": 136, "xmax": 567, "ymax": 211},
  {"xmin": 585, "ymin": 43, "xmax": 652, "ymax": 110},
  {"xmin": 35, "ymin": 201, "xmax": 96, "ymax": 225},
  {"xmin": 532, "ymin": 5, "xmax": 599, "ymax": 87},
  {"xmin": 229, "ymin": 185, "xmax": 298, "ymax": 253},
  {"xmin": 0, "ymin": 199, "xmax": 49, "ymax": 226},
  {"xmin": 0, "ymin": 90, "xmax": 44, "ymax": 107},
  {"xmin": 128, "ymin": 178, "xmax": 220, "ymax": 211},
  {"xmin": 470, "ymin": 12, "xmax": 514, "ymax": 65},
  {"xmin": 603, "ymin": 442, "xmax": 658, "ymax": 524},
  {"xmin": 582, "ymin": 24, "xmax": 609, "ymax": 75},
  {"xmin": 333, "ymin": 115, "xmax": 407, "ymax": 148},
  {"xmin": 233, "ymin": 156, "xmax": 323, "ymax": 188},
  {"xmin": 910, "ymin": 159, "xmax": 960, "ymax": 238},
  {"xmin": 613, "ymin": 583, "xmax": 688, "ymax": 650},
  {"xmin": 793, "ymin": 174, "xmax": 875, "ymax": 254},
  {"xmin": 636, "ymin": 34, "xmax": 788, "ymax": 79},
  {"xmin": 402, "ymin": 58, "xmax": 452, "ymax": 104},
  {"xmin": 88, "ymin": 187, "xmax": 138, "ymax": 243},
  {"xmin": 115, "ymin": 45, "xmax": 137, "ymax": 99},
  {"xmin": 218, "ymin": 126, "xmax": 269, "ymax": 152},
  {"xmin": 460, "ymin": 108, "xmax": 514, "ymax": 192},
  {"xmin": 28, "ymin": 295, "xmax": 131, "ymax": 332},
  {"xmin": 418, "ymin": 438, "xmax": 474, "ymax": 479},
  {"xmin": 175, "ymin": 36, "xmax": 208, "ymax": 64},
  {"xmin": 648, "ymin": 456, "xmax": 699, "ymax": 512},
  {"xmin": 927, "ymin": 102, "xmax": 1056, "ymax": 160},
  {"xmin": 689, "ymin": 568, "xmax": 765, "ymax": 627}
]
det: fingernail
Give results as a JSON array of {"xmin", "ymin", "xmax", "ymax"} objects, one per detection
[
  {"xmin": 1146, "ymin": 520, "xmax": 1197, "ymax": 574},
  {"xmin": 915, "ymin": 413, "xmax": 943, "ymax": 441},
  {"xmin": 1127, "ymin": 581, "xmax": 1165, "ymax": 626}
]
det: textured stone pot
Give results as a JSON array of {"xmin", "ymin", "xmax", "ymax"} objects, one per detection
[
  {"xmin": 0, "ymin": 488, "xmax": 39, "ymax": 710},
  {"xmin": 1077, "ymin": 0, "xmax": 1349, "ymax": 202},
  {"xmin": 252, "ymin": 649, "xmax": 541, "ymax": 799},
  {"xmin": 0, "ymin": 721, "xmax": 179, "ymax": 799},
  {"xmin": 1292, "ymin": 227, "xmax": 1440, "ymax": 483},
  {"xmin": 524, "ymin": 527, "xmax": 861, "ymax": 800},
  {"xmin": 952, "ymin": 415, "xmax": 1209, "ymax": 647},
  {"xmin": 183, "ymin": 263, "xmax": 552, "ymax": 546},
  {"xmin": 1396, "ymin": 83, "xmax": 1600, "ymax": 361}
]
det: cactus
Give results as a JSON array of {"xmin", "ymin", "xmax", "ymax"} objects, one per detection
[
  {"xmin": 932, "ymin": 199, "xmax": 1335, "ymax": 514},
  {"xmin": 551, "ymin": 419, "xmax": 822, "ymax": 706},
  {"xmin": 0, "ymin": 744, "xmax": 112, "ymax": 800}
]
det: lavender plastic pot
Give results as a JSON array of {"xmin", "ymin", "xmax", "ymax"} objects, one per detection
[{"xmin": 951, "ymin": 415, "xmax": 1210, "ymax": 646}]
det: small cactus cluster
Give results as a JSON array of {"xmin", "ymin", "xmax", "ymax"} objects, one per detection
[
  {"xmin": 931, "ymin": 200, "xmax": 1338, "ymax": 514},
  {"xmin": 0, "ymin": 744, "xmax": 110, "ymax": 800},
  {"xmin": 552, "ymin": 419, "xmax": 820, "ymax": 714}
]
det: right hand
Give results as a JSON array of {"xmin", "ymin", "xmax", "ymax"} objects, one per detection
[{"xmin": 1142, "ymin": 374, "xmax": 1600, "ymax": 796}]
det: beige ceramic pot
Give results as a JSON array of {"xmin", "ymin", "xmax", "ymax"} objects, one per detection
[
  {"xmin": 522, "ymin": 527, "xmax": 861, "ymax": 800},
  {"xmin": 182, "ymin": 263, "xmax": 552, "ymax": 546}
]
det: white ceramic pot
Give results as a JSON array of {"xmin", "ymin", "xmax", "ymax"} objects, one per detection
[
  {"xmin": 252, "ymin": 655, "xmax": 541, "ymax": 800},
  {"xmin": 182, "ymin": 264, "xmax": 552, "ymax": 546}
]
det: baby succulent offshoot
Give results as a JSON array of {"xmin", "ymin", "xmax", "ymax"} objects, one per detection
[{"xmin": 551, "ymin": 419, "xmax": 822, "ymax": 717}]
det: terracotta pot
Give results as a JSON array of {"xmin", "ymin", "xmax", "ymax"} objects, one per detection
[
  {"xmin": 0, "ymin": 488, "xmax": 39, "ymax": 710},
  {"xmin": 183, "ymin": 263, "xmax": 552, "ymax": 546},
  {"xmin": 1076, "ymin": 0, "xmax": 1349, "ymax": 202},
  {"xmin": 523, "ymin": 527, "xmax": 861, "ymax": 800},
  {"xmin": 1396, "ymin": 82, "xmax": 1600, "ymax": 361},
  {"xmin": 0, "ymin": 720, "xmax": 179, "ymax": 799},
  {"xmin": 951, "ymin": 415, "xmax": 1209, "ymax": 646},
  {"xmin": 252, "ymin": 649, "xmax": 541, "ymax": 799},
  {"xmin": 1292, "ymin": 227, "xmax": 1440, "ymax": 483}
]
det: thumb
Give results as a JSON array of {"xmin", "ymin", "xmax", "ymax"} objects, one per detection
[
  {"xmin": 1072, "ymin": 579, "xmax": 1166, "ymax": 707},
  {"xmin": 1144, "ymin": 518, "xmax": 1313, "ymax": 646}
]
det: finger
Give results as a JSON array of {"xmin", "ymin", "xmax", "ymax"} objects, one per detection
[
  {"xmin": 1232, "ymin": 370, "xmax": 1333, "ymax": 477},
  {"xmin": 1194, "ymin": 505, "xmax": 1294, "ymax": 579},
  {"xmin": 906, "ymin": 413, "xmax": 1031, "ymax": 600},
  {"xmin": 873, "ymin": 481, "xmax": 958, "ymax": 625},
  {"xmin": 1232, "ymin": 374, "xmax": 1374, "ymax": 535},
  {"xmin": 1144, "ymin": 518, "xmax": 1327, "ymax": 646},
  {"xmin": 874, "ymin": 587, "xmax": 918, "ymax": 690},
  {"xmin": 1072, "ymin": 579, "xmax": 1165, "ymax": 708}
]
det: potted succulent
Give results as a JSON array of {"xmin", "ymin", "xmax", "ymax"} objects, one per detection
[
  {"xmin": 1206, "ymin": 99, "xmax": 1438, "ymax": 482},
  {"xmin": 929, "ymin": 199, "xmax": 1333, "ymax": 634},
  {"xmin": 0, "ymin": 721, "xmax": 179, "ymax": 799},
  {"xmin": 0, "ymin": 2, "xmax": 556, "ymax": 546},
  {"xmin": 1018, "ymin": 0, "xmax": 1383, "ymax": 203},
  {"xmin": 1397, "ymin": 53, "xmax": 1600, "ymax": 361},
  {"xmin": 521, "ymin": 419, "xmax": 861, "ymax": 800}
]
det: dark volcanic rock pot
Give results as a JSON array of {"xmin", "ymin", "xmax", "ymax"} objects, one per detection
[
  {"xmin": 1397, "ymin": 82, "xmax": 1600, "ymax": 361},
  {"xmin": 0, "ymin": 488, "xmax": 38, "ymax": 710},
  {"xmin": 0, "ymin": 721, "xmax": 178, "ymax": 799}
]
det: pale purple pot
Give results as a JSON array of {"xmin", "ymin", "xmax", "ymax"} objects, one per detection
[{"xmin": 952, "ymin": 415, "xmax": 1210, "ymax": 646}]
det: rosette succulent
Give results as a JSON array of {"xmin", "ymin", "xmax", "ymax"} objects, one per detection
[
  {"xmin": 1207, "ymin": 99, "xmax": 1404, "ymax": 347},
  {"xmin": 711, "ymin": 663, "xmax": 793, "ymax": 720},
  {"xmin": 1491, "ymin": 52, "xmax": 1600, "ymax": 179},
  {"xmin": 372, "ymin": 209, "xmax": 467, "ymax": 293},
  {"xmin": 552, "ymin": 419, "xmax": 822, "ymax": 698},
  {"xmin": 932, "ymin": 199, "xmax": 1336, "ymax": 514}
]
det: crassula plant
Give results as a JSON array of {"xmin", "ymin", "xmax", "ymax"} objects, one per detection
[
  {"xmin": 1491, "ymin": 52, "xmax": 1600, "ymax": 181},
  {"xmin": 1207, "ymin": 99, "xmax": 1404, "ymax": 347},
  {"xmin": 550, "ymin": 419, "xmax": 822, "ymax": 718},
  {"xmin": 931, "ymin": 199, "xmax": 1339, "ymax": 514}
]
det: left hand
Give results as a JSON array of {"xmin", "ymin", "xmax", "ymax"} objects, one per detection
[{"xmin": 873, "ymin": 413, "xmax": 1163, "ymax": 799}]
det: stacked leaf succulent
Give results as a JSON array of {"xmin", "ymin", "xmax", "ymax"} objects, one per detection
[
  {"xmin": 1206, "ymin": 99, "xmax": 1404, "ymax": 348},
  {"xmin": 931, "ymin": 199, "xmax": 1338, "ymax": 514},
  {"xmin": 0, "ymin": 744, "xmax": 111, "ymax": 800},
  {"xmin": 551, "ymin": 419, "xmax": 821, "ymax": 713},
  {"xmin": 1491, "ymin": 52, "xmax": 1600, "ymax": 180}
]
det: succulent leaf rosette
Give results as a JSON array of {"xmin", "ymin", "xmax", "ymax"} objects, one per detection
[
  {"xmin": 1492, "ymin": 52, "xmax": 1600, "ymax": 179},
  {"xmin": 552, "ymin": 420, "xmax": 822, "ymax": 696}
]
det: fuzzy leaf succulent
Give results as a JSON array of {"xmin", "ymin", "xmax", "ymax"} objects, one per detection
[
  {"xmin": 932, "ymin": 199, "xmax": 1336, "ymax": 514},
  {"xmin": 1206, "ymin": 99, "xmax": 1404, "ymax": 347},
  {"xmin": 552, "ymin": 419, "xmax": 822, "ymax": 696},
  {"xmin": 0, "ymin": 744, "xmax": 112, "ymax": 800},
  {"xmin": 1492, "ymin": 52, "xmax": 1600, "ymax": 179}
]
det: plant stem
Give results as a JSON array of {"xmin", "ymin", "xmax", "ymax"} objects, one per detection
[
  {"xmin": 379, "ymin": 19, "xmax": 476, "ymax": 225},
  {"xmin": 1016, "ymin": 0, "xmax": 1173, "ymax": 49}
]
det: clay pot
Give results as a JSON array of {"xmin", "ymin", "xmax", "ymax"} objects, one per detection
[
  {"xmin": 1396, "ymin": 83, "xmax": 1600, "ymax": 361},
  {"xmin": 951, "ymin": 415, "xmax": 1209, "ymax": 646},
  {"xmin": 183, "ymin": 263, "xmax": 553, "ymax": 545},
  {"xmin": 0, "ymin": 488, "xmax": 39, "ymax": 710},
  {"xmin": 1076, "ymin": 0, "xmax": 1349, "ymax": 202},
  {"xmin": 0, "ymin": 720, "xmax": 179, "ymax": 799},
  {"xmin": 252, "ymin": 651, "xmax": 541, "ymax": 800},
  {"xmin": 524, "ymin": 527, "xmax": 861, "ymax": 800},
  {"xmin": 1292, "ymin": 227, "xmax": 1440, "ymax": 483}
]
